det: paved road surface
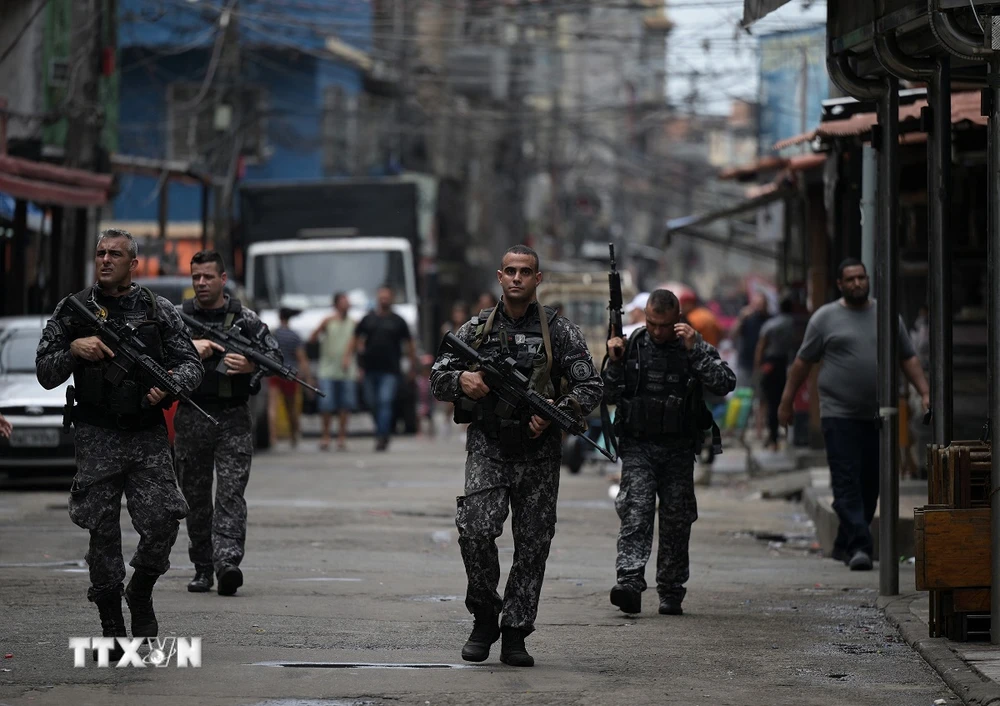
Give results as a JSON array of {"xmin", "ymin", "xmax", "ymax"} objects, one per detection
[{"xmin": 0, "ymin": 435, "xmax": 956, "ymax": 705}]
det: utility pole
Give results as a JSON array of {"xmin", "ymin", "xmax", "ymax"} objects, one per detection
[
  {"xmin": 212, "ymin": 0, "xmax": 241, "ymax": 270},
  {"xmin": 507, "ymin": 4, "xmax": 528, "ymax": 246},
  {"xmin": 63, "ymin": 0, "xmax": 105, "ymax": 297},
  {"xmin": 799, "ymin": 44, "xmax": 809, "ymax": 155},
  {"xmin": 548, "ymin": 6, "xmax": 563, "ymax": 258},
  {"xmin": 393, "ymin": 0, "xmax": 413, "ymax": 169}
]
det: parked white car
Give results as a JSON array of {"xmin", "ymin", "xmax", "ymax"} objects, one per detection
[{"xmin": 0, "ymin": 316, "xmax": 75, "ymax": 474}]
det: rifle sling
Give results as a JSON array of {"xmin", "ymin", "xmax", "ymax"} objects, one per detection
[{"xmin": 475, "ymin": 298, "xmax": 553, "ymax": 390}]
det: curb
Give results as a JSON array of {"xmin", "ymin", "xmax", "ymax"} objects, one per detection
[{"xmin": 880, "ymin": 594, "xmax": 1000, "ymax": 706}]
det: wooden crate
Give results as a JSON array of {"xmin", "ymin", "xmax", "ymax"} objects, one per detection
[
  {"xmin": 920, "ymin": 441, "xmax": 992, "ymax": 641},
  {"xmin": 913, "ymin": 507, "xmax": 990, "ymax": 590}
]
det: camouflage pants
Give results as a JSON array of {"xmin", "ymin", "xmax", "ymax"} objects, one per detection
[
  {"xmin": 173, "ymin": 403, "xmax": 253, "ymax": 572},
  {"xmin": 615, "ymin": 438, "xmax": 697, "ymax": 602},
  {"xmin": 456, "ymin": 451, "xmax": 560, "ymax": 635},
  {"xmin": 69, "ymin": 422, "xmax": 187, "ymax": 602}
]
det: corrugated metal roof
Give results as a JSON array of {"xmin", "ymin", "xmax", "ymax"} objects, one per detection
[{"xmin": 773, "ymin": 90, "xmax": 984, "ymax": 150}]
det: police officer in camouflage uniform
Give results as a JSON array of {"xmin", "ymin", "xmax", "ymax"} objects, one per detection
[
  {"xmin": 175, "ymin": 250, "xmax": 282, "ymax": 597},
  {"xmin": 604, "ymin": 289, "xmax": 735, "ymax": 616},
  {"xmin": 430, "ymin": 245, "xmax": 603, "ymax": 667},
  {"xmin": 36, "ymin": 228, "xmax": 203, "ymax": 654}
]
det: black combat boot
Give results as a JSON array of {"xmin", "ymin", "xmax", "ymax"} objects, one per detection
[
  {"xmin": 125, "ymin": 570, "xmax": 159, "ymax": 637},
  {"xmin": 499, "ymin": 627, "xmax": 534, "ymax": 667},
  {"xmin": 461, "ymin": 612, "xmax": 500, "ymax": 662},
  {"xmin": 217, "ymin": 564, "xmax": 243, "ymax": 596},
  {"xmin": 658, "ymin": 598, "xmax": 683, "ymax": 616},
  {"xmin": 610, "ymin": 584, "xmax": 641, "ymax": 614},
  {"xmin": 93, "ymin": 592, "xmax": 127, "ymax": 664},
  {"xmin": 187, "ymin": 566, "xmax": 214, "ymax": 593}
]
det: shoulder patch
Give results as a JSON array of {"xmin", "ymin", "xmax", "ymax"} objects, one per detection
[{"xmin": 569, "ymin": 359, "xmax": 594, "ymax": 381}]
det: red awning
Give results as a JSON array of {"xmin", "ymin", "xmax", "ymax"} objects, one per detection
[
  {"xmin": 772, "ymin": 90, "xmax": 985, "ymax": 151},
  {"xmin": 0, "ymin": 154, "xmax": 113, "ymax": 207}
]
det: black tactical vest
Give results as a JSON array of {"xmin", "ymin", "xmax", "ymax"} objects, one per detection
[
  {"xmin": 67, "ymin": 286, "xmax": 167, "ymax": 430},
  {"xmin": 454, "ymin": 304, "xmax": 557, "ymax": 451},
  {"xmin": 182, "ymin": 297, "xmax": 251, "ymax": 405},
  {"xmin": 616, "ymin": 328, "xmax": 701, "ymax": 440}
]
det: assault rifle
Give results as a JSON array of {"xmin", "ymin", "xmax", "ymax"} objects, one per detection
[
  {"xmin": 65, "ymin": 296, "xmax": 218, "ymax": 425},
  {"xmin": 440, "ymin": 331, "xmax": 615, "ymax": 462},
  {"xmin": 607, "ymin": 242, "xmax": 624, "ymax": 341},
  {"xmin": 179, "ymin": 312, "xmax": 324, "ymax": 396},
  {"xmin": 600, "ymin": 242, "xmax": 623, "ymax": 461}
]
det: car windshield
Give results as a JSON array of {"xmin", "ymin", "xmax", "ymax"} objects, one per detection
[
  {"xmin": 252, "ymin": 250, "xmax": 410, "ymax": 309},
  {"xmin": 0, "ymin": 331, "xmax": 40, "ymax": 374}
]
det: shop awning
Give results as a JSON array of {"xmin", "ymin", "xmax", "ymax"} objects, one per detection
[
  {"xmin": 666, "ymin": 186, "xmax": 788, "ymax": 235},
  {"xmin": 110, "ymin": 154, "xmax": 215, "ymax": 187},
  {"xmin": 773, "ymin": 90, "xmax": 985, "ymax": 151},
  {"xmin": 742, "ymin": 0, "xmax": 793, "ymax": 27},
  {"xmin": 719, "ymin": 152, "xmax": 826, "ymax": 182},
  {"xmin": 665, "ymin": 183, "xmax": 797, "ymax": 262},
  {"xmin": 0, "ymin": 154, "xmax": 113, "ymax": 207}
]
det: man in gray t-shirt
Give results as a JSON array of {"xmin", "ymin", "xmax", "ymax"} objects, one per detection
[{"xmin": 777, "ymin": 259, "xmax": 929, "ymax": 572}]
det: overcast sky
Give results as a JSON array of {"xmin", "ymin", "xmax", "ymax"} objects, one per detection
[{"xmin": 665, "ymin": 0, "xmax": 828, "ymax": 114}]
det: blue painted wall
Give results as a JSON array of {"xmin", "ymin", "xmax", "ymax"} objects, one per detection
[{"xmin": 114, "ymin": 0, "xmax": 370, "ymax": 222}]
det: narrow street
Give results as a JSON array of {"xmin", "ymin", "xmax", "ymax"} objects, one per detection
[{"xmin": 1, "ymin": 436, "xmax": 956, "ymax": 706}]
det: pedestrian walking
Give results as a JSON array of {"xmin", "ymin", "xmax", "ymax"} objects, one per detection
[
  {"xmin": 732, "ymin": 292, "xmax": 770, "ymax": 388},
  {"xmin": 754, "ymin": 295, "xmax": 798, "ymax": 451},
  {"xmin": 679, "ymin": 291, "xmax": 723, "ymax": 347},
  {"xmin": 777, "ymin": 258, "xmax": 930, "ymax": 571},
  {"xmin": 268, "ymin": 307, "xmax": 310, "ymax": 448},
  {"xmin": 35, "ymin": 228, "xmax": 203, "ymax": 657},
  {"xmin": 345, "ymin": 285, "xmax": 417, "ymax": 451},
  {"xmin": 175, "ymin": 250, "xmax": 282, "ymax": 596},
  {"xmin": 622, "ymin": 292, "xmax": 650, "ymax": 338},
  {"xmin": 310, "ymin": 292, "xmax": 357, "ymax": 451},
  {"xmin": 604, "ymin": 289, "xmax": 736, "ymax": 617},
  {"xmin": 441, "ymin": 302, "xmax": 470, "ymax": 338},
  {"xmin": 476, "ymin": 291, "xmax": 498, "ymax": 312},
  {"xmin": 430, "ymin": 244, "xmax": 603, "ymax": 667}
]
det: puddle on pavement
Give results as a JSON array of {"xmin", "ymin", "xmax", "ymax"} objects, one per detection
[
  {"xmin": 248, "ymin": 701, "xmax": 377, "ymax": 706},
  {"xmin": 558, "ymin": 500, "xmax": 613, "ymax": 509},
  {"xmin": 252, "ymin": 661, "xmax": 480, "ymax": 670},
  {"xmin": 430, "ymin": 530, "xmax": 453, "ymax": 544},
  {"xmin": 0, "ymin": 560, "xmax": 85, "ymax": 569},
  {"xmin": 248, "ymin": 499, "xmax": 338, "ymax": 509},
  {"xmin": 384, "ymin": 481, "xmax": 453, "ymax": 489},
  {"xmin": 407, "ymin": 594, "xmax": 463, "ymax": 602}
]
